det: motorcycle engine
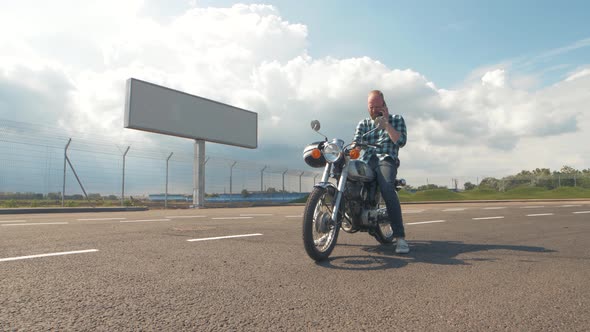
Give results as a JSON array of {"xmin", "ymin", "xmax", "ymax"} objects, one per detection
[
  {"xmin": 343, "ymin": 181, "xmax": 365, "ymax": 223},
  {"xmin": 345, "ymin": 181, "xmax": 368, "ymax": 201},
  {"xmin": 361, "ymin": 207, "xmax": 388, "ymax": 226}
]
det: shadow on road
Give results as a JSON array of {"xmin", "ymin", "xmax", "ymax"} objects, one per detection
[{"xmin": 318, "ymin": 240, "xmax": 556, "ymax": 271}]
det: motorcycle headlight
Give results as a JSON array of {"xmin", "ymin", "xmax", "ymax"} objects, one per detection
[{"xmin": 323, "ymin": 142, "xmax": 342, "ymax": 163}]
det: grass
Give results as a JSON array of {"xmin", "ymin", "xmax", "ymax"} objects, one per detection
[
  {"xmin": 398, "ymin": 186, "xmax": 590, "ymax": 202},
  {"xmin": 290, "ymin": 186, "xmax": 590, "ymax": 205},
  {"xmin": 2, "ymin": 187, "xmax": 589, "ymax": 208},
  {"xmin": 0, "ymin": 199, "xmax": 126, "ymax": 208}
]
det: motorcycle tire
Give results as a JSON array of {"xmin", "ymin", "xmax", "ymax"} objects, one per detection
[
  {"xmin": 302, "ymin": 187, "xmax": 340, "ymax": 261},
  {"xmin": 373, "ymin": 222, "xmax": 395, "ymax": 244},
  {"xmin": 373, "ymin": 203, "xmax": 395, "ymax": 244}
]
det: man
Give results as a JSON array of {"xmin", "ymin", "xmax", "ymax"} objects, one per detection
[{"xmin": 353, "ymin": 90, "xmax": 409, "ymax": 254}]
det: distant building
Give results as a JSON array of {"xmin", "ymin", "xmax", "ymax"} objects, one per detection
[{"xmin": 148, "ymin": 192, "xmax": 308, "ymax": 203}]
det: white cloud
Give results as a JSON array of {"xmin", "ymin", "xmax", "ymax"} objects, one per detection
[
  {"xmin": 0, "ymin": 1, "xmax": 589, "ymax": 182},
  {"xmin": 481, "ymin": 69, "xmax": 506, "ymax": 88},
  {"xmin": 565, "ymin": 67, "xmax": 590, "ymax": 82}
]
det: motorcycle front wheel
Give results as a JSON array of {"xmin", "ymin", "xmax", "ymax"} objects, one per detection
[{"xmin": 302, "ymin": 187, "xmax": 340, "ymax": 261}]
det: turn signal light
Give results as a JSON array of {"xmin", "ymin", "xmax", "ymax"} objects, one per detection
[
  {"xmin": 349, "ymin": 148, "xmax": 360, "ymax": 160},
  {"xmin": 311, "ymin": 148, "xmax": 322, "ymax": 159}
]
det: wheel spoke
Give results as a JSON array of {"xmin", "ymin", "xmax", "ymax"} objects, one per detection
[
  {"xmin": 303, "ymin": 187, "xmax": 340, "ymax": 261},
  {"xmin": 312, "ymin": 193, "xmax": 336, "ymax": 250}
]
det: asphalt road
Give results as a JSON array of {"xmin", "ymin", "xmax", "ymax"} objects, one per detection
[{"xmin": 1, "ymin": 201, "xmax": 589, "ymax": 331}]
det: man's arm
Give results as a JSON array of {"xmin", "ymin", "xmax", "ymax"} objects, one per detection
[{"xmin": 381, "ymin": 115, "xmax": 406, "ymax": 147}]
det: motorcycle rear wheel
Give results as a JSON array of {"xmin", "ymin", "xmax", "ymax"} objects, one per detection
[
  {"xmin": 373, "ymin": 220, "xmax": 395, "ymax": 244},
  {"xmin": 302, "ymin": 187, "xmax": 340, "ymax": 261},
  {"xmin": 373, "ymin": 202, "xmax": 395, "ymax": 244}
]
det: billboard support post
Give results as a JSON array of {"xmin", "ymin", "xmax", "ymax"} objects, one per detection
[
  {"xmin": 194, "ymin": 140, "xmax": 205, "ymax": 208},
  {"xmin": 165, "ymin": 152, "xmax": 173, "ymax": 209}
]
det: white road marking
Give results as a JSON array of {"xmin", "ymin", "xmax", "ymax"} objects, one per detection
[
  {"xmin": 526, "ymin": 213, "xmax": 554, "ymax": 217},
  {"xmin": 165, "ymin": 215, "xmax": 207, "ymax": 219},
  {"xmin": 187, "ymin": 233, "xmax": 263, "ymax": 242},
  {"xmin": 573, "ymin": 211, "xmax": 590, "ymax": 214},
  {"xmin": 1, "ymin": 222, "xmax": 68, "ymax": 226},
  {"xmin": 211, "ymin": 217, "xmax": 253, "ymax": 220},
  {"xmin": 0, "ymin": 220, "xmax": 27, "ymax": 223},
  {"xmin": 443, "ymin": 208, "xmax": 466, "ymax": 212},
  {"xmin": 403, "ymin": 209, "xmax": 425, "ymax": 214},
  {"xmin": 286, "ymin": 215, "xmax": 303, "ymax": 218},
  {"xmin": 483, "ymin": 207, "xmax": 506, "ymax": 210},
  {"xmin": 0, "ymin": 249, "xmax": 98, "ymax": 262},
  {"xmin": 120, "ymin": 219, "xmax": 170, "ymax": 223},
  {"xmin": 521, "ymin": 206, "xmax": 545, "ymax": 209},
  {"xmin": 240, "ymin": 214, "xmax": 273, "ymax": 217},
  {"xmin": 77, "ymin": 217, "xmax": 126, "ymax": 221},
  {"xmin": 473, "ymin": 216, "xmax": 505, "ymax": 220},
  {"xmin": 559, "ymin": 205, "xmax": 582, "ymax": 207},
  {"xmin": 406, "ymin": 220, "xmax": 446, "ymax": 225}
]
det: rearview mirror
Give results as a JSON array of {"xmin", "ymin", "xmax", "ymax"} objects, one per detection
[{"xmin": 311, "ymin": 120, "xmax": 321, "ymax": 131}]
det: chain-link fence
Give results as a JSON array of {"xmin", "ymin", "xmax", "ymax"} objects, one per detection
[
  {"xmin": 1, "ymin": 119, "xmax": 589, "ymax": 208},
  {"xmin": 0, "ymin": 120, "xmax": 322, "ymax": 208}
]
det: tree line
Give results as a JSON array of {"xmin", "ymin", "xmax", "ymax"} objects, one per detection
[{"xmin": 409, "ymin": 166, "xmax": 590, "ymax": 192}]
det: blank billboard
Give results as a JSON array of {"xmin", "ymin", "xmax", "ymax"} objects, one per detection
[{"xmin": 124, "ymin": 78, "xmax": 257, "ymax": 148}]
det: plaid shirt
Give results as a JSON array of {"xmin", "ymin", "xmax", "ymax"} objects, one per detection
[{"xmin": 353, "ymin": 114, "xmax": 407, "ymax": 162}]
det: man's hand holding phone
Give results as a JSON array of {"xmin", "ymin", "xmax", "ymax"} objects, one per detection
[{"xmin": 375, "ymin": 105, "xmax": 389, "ymax": 129}]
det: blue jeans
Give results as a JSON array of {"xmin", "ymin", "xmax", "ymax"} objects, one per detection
[{"xmin": 369, "ymin": 156, "xmax": 405, "ymax": 238}]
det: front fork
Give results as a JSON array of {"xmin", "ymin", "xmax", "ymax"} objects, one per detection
[{"xmin": 314, "ymin": 159, "xmax": 349, "ymax": 224}]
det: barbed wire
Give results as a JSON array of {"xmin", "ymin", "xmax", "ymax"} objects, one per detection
[
  {"xmin": 0, "ymin": 118, "xmax": 318, "ymax": 171},
  {"xmin": 0, "ymin": 118, "xmax": 323, "ymax": 195}
]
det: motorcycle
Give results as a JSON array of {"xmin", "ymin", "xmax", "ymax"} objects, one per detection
[{"xmin": 302, "ymin": 119, "xmax": 406, "ymax": 261}]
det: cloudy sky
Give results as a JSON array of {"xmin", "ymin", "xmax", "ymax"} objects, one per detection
[{"xmin": 1, "ymin": 0, "xmax": 589, "ymax": 185}]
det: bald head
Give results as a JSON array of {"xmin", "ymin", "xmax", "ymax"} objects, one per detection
[{"xmin": 368, "ymin": 90, "xmax": 384, "ymax": 100}]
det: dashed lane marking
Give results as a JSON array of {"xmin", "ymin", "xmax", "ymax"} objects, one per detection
[
  {"xmin": 77, "ymin": 218, "xmax": 126, "ymax": 221},
  {"xmin": 482, "ymin": 207, "xmax": 506, "ymax": 210},
  {"xmin": 240, "ymin": 214, "xmax": 273, "ymax": 217},
  {"xmin": 406, "ymin": 220, "xmax": 446, "ymax": 225},
  {"xmin": 211, "ymin": 217, "xmax": 254, "ymax": 220},
  {"xmin": 526, "ymin": 213, "xmax": 554, "ymax": 217},
  {"xmin": 443, "ymin": 208, "xmax": 466, "ymax": 212},
  {"xmin": 187, "ymin": 233, "xmax": 263, "ymax": 242},
  {"xmin": 120, "ymin": 219, "xmax": 171, "ymax": 223},
  {"xmin": 473, "ymin": 216, "xmax": 505, "ymax": 220},
  {"xmin": 165, "ymin": 215, "xmax": 207, "ymax": 219},
  {"xmin": 0, "ymin": 249, "xmax": 99, "ymax": 262},
  {"xmin": 1, "ymin": 222, "xmax": 68, "ymax": 226},
  {"xmin": 573, "ymin": 211, "xmax": 590, "ymax": 214}
]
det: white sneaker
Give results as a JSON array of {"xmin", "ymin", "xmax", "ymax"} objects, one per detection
[{"xmin": 395, "ymin": 238, "xmax": 410, "ymax": 254}]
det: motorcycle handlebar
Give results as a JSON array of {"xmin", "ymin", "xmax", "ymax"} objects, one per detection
[{"xmin": 351, "ymin": 141, "xmax": 379, "ymax": 150}]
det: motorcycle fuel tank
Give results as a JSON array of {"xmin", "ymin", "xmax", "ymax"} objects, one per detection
[{"xmin": 347, "ymin": 160, "xmax": 375, "ymax": 182}]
